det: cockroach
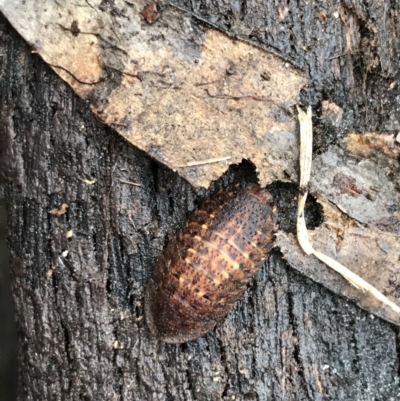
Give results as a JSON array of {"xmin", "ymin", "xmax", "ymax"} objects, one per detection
[{"xmin": 144, "ymin": 183, "xmax": 278, "ymax": 343}]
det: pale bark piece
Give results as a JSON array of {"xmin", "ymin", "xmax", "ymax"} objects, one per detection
[
  {"xmin": 277, "ymin": 143, "xmax": 400, "ymax": 325},
  {"xmin": 0, "ymin": 0, "xmax": 305, "ymax": 188},
  {"xmin": 343, "ymin": 132, "xmax": 400, "ymax": 159}
]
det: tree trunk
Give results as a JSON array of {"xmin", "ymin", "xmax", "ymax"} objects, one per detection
[{"xmin": 1, "ymin": 1, "xmax": 400, "ymax": 400}]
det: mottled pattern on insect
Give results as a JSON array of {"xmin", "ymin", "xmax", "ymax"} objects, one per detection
[{"xmin": 144, "ymin": 184, "xmax": 278, "ymax": 343}]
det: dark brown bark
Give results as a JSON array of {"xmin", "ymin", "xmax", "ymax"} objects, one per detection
[{"xmin": 1, "ymin": 1, "xmax": 400, "ymax": 400}]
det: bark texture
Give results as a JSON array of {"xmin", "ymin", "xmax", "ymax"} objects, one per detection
[{"xmin": 1, "ymin": 1, "xmax": 400, "ymax": 400}]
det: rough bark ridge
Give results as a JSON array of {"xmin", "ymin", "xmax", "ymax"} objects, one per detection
[{"xmin": 1, "ymin": 1, "xmax": 400, "ymax": 400}]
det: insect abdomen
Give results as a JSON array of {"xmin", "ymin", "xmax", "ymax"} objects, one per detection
[{"xmin": 144, "ymin": 184, "xmax": 277, "ymax": 343}]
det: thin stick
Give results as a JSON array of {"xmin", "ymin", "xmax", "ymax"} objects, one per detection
[
  {"xmin": 178, "ymin": 156, "xmax": 231, "ymax": 167},
  {"xmin": 296, "ymin": 106, "xmax": 400, "ymax": 314},
  {"xmin": 119, "ymin": 179, "xmax": 141, "ymax": 187}
]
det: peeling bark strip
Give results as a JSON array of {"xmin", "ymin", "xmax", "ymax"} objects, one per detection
[
  {"xmin": 0, "ymin": 0, "xmax": 305, "ymax": 188},
  {"xmin": 145, "ymin": 184, "xmax": 277, "ymax": 343}
]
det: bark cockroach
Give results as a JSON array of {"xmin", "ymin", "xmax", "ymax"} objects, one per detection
[{"xmin": 144, "ymin": 184, "xmax": 278, "ymax": 343}]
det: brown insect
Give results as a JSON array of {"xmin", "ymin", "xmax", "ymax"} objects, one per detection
[{"xmin": 144, "ymin": 184, "xmax": 278, "ymax": 343}]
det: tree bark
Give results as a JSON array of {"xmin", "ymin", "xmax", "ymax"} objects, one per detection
[{"xmin": 1, "ymin": 1, "xmax": 400, "ymax": 400}]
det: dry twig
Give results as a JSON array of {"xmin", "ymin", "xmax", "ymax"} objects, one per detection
[
  {"xmin": 178, "ymin": 156, "xmax": 231, "ymax": 167},
  {"xmin": 119, "ymin": 179, "xmax": 141, "ymax": 187}
]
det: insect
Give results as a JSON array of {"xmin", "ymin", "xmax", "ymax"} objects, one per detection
[{"xmin": 144, "ymin": 183, "xmax": 278, "ymax": 343}]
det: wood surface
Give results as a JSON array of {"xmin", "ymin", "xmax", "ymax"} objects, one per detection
[{"xmin": 1, "ymin": 1, "xmax": 400, "ymax": 400}]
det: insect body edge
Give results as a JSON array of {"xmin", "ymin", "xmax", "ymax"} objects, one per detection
[{"xmin": 144, "ymin": 184, "xmax": 278, "ymax": 343}]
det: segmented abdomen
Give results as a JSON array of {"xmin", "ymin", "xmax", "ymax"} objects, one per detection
[{"xmin": 144, "ymin": 184, "xmax": 277, "ymax": 343}]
